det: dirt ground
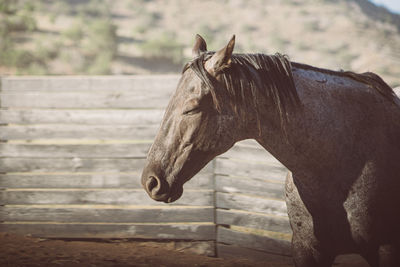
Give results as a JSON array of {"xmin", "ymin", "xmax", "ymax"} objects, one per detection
[
  {"xmin": 0, "ymin": 232, "xmax": 289, "ymax": 267},
  {"xmin": 0, "ymin": 232, "xmax": 371, "ymax": 267}
]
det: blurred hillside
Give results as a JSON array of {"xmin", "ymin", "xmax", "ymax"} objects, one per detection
[{"xmin": 0, "ymin": 0, "xmax": 399, "ymax": 86}]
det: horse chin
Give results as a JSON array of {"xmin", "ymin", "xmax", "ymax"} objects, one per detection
[{"xmin": 164, "ymin": 186, "xmax": 183, "ymax": 203}]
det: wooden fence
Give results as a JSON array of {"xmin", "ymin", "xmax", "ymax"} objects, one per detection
[{"xmin": 0, "ymin": 76, "xmax": 291, "ymax": 261}]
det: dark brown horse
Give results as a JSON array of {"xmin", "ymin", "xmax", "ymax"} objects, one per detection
[{"xmin": 141, "ymin": 35, "xmax": 400, "ymax": 267}]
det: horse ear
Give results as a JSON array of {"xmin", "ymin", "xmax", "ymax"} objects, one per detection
[
  {"xmin": 192, "ymin": 34, "xmax": 207, "ymax": 58},
  {"xmin": 205, "ymin": 35, "xmax": 235, "ymax": 75}
]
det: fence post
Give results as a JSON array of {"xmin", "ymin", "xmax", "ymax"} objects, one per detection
[
  {"xmin": 0, "ymin": 77, "xmax": 6, "ymax": 224},
  {"xmin": 211, "ymin": 158, "xmax": 218, "ymax": 257}
]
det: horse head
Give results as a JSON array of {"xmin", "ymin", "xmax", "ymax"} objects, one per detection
[{"xmin": 141, "ymin": 35, "xmax": 253, "ymax": 203}]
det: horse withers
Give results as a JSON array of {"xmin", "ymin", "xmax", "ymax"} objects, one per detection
[{"xmin": 141, "ymin": 35, "xmax": 400, "ymax": 267}]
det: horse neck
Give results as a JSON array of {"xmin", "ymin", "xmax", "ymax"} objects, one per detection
[
  {"xmin": 254, "ymin": 117, "xmax": 315, "ymax": 178},
  {"xmin": 253, "ymin": 70, "xmax": 357, "ymax": 179}
]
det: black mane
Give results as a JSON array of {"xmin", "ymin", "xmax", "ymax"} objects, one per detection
[
  {"xmin": 184, "ymin": 52, "xmax": 301, "ymax": 133},
  {"xmin": 183, "ymin": 52, "xmax": 397, "ymax": 134}
]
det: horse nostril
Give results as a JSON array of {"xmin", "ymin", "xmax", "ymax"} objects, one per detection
[
  {"xmin": 143, "ymin": 174, "xmax": 170, "ymax": 201},
  {"xmin": 146, "ymin": 176, "xmax": 160, "ymax": 196}
]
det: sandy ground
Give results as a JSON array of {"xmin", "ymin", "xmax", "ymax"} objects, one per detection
[
  {"xmin": 0, "ymin": 232, "xmax": 289, "ymax": 267},
  {"xmin": 0, "ymin": 232, "xmax": 372, "ymax": 267}
]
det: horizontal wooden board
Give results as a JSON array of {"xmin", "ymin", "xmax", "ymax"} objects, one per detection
[
  {"xmin": 0, "ymin": 143, "xmax": 150, "ymax": 158},
  {"xmin": 1, "ymin": 91, "xmax": 173, "ymax": 109},
  {"xmin": 0, "ymin": 109, "xmax": 164, "ymax": 125},
  {"xmin": 0, "ymin": 172, "xmax": 213, "ymax": 189},
  {"xmin": 234, "ymin": 139, "xmax": 262, "ymax": 148},
  {"xmin": 215, "ymin": 175, "xmax": 285, "ymax": 200},
  {"xmin": 0, "ymin": 124, "xmax": 159, "ymax": 140},
  {"xmin": 0, "ymin": 223, "xmax": 214, "ymax": 240},
  {"xmin": 0, "ymin": 189, "xmax": 213, "ymax": 206},
  {"xmin": 0, "ymin": 158, "xmax": 146, "ymax": 172},
  {"xmin": 216, "ymin": 209, "xmax": 292, "ymax": 234},
  {"xmin": 217, "ymin": 226, "xmax": 291, "ymax": 256},
  {"xmin": 216, "ymin": 209, "xmax": 291, "ymax": 234},
  {"xmin": 216, "ymin": 192, "xmax": 287, "ymax": 217},
  {"xmin": 0, "ymin": 206, "xmax": 214, "ymax": 223},
  {"xmin": 217, "ymin": 244, "xmax": 293, "ymax": 264},
  {"xmin": 0, "ymin": 157, "xmax": 214, "ymax": 173},
  {"xmin": 0, "ymin": 143, "xmax": 152, "ymax": 158},
  {"xmin": 215, "ymin": 158, "xmax": 288, "ymax": 182},
  {"xmin": 1, "ymin": 75, "xmax": 179, "ymax": 92},
  {"xmin": 220, "ymin": 144, "xmax": 283, "ymax": 166}
]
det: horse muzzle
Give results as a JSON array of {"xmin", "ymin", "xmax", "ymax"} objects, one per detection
[{"xmin": 141, "ymin": 173, "xmax": 183, "ymax": 203}]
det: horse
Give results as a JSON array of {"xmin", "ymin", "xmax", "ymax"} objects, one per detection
[{"xmin": 141, "ymin": 34, "xmax": 400, "ymax": 267}]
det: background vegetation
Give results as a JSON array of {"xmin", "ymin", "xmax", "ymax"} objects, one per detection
[{"xmin": 0, "ymin": 0, "xmax": 399, "ymax": 86}]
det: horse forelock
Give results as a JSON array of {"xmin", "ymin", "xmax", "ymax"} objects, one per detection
[{"xmin": 183, "ymin": 52, "xmax": 301, "ymax": 134}]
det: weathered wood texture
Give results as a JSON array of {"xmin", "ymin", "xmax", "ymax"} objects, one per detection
[
  {"xmin": 217, "ymin": 227, "xmax": 291, "ymax": 256},
  {"xmin": 0, "ymin": 158, "xmax": 214, "ymax": 173},
  {"xmin": 216, "ymin": 209, "xmax": 291, "ymax": 234},
  {"xmin": 0, "ymin": 76, "xmax": 215, "ymax": 244},
  {"xmin": 0, "ymin": 125, "xmax": 159, "ymax": 140},
  {"xmin": 0, "ymin": 76, "xmax": 292, "ymax": 257},
  {"xmin": 0, "ymin": 173, "xmax": 213, "ymax": 189},
  {"xmin": 0, "ymin": 158, "xmax": 146, "ymax": 172},
  {"xmin": 1, "ymin": 206, "xmax": 214, "ymax": 223},
  {"xmin": 0, "ymin": 223, "xmax": 215, "ymax": 240},
  {"xmin": 217, "ymin": 243, "xmax": 293, "ymax": 264},
  {"xmin": 215, "ymin": 157, "xmax": 287, "ymax": 182},
  {"xmin": 216, "ymin": 192, "xmax": 287, "ymax": 217},
  {"xmin": 1, "ymin": 92, "xmax": 173, "ymax": 109},
  {"xmin": 0, "ymin": 189, "xmax": 213, "ymax": 206},
  {"xmin": 0, "ymin": 144, "xmax": 152, "ymax": 158},
  {"xmin": 215, "ymin": 139, "xmax": 291, "ymax": 256},
  {"xmin": 216, "ymin": 175, "xmax": 285, "ymax": 199},
  {"xmin": 0, "ymin": 109, "xmax": 164, "ymax": 125},
  {"xmin": 1, "ymin": 75, "xmax": 179, "ymax": 91}
]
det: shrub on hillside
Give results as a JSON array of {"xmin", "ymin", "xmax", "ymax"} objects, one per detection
[{"xmin": 140, "ymin": 33, "xmax": 184, "ymax": 64}]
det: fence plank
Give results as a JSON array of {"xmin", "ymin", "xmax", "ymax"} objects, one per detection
[
  {"xmin": 0, "ymin": 125, "xmax": 158, "ymax": 140},
  {"xmin": 0, "ymin": 172, "xmax": 213, "ymax": 189},
  {"xmin": 215, "ymin": 175, "xmax": 285, "ymax": 200},
  {"xmin": 215, "ymin": 158, "xmax": 287, "ymax": 182},
  {"xmin": 234, "ymin": 139, "xmax": 261, "ymax": 148},
  {"xmin": 0, "ymin": 109, "xmax": 164, "ymax": 125},
  {"xmin": 216, "ymin": 192, "xmax": 287, "ymax": 216},
  {"xmin": 216, "ymin": 209, "xmax": 291, "ymax": 234},
  {"xmin": 0, "ymin": 76, "xmax": 294, "ymax": 248},
  {"xmin": 0, "ymin": 144, "xmax": 152, "ymax": 158},
  {"xmin": 0, "ymin": 158, "xmax": 214, "ymax": 173},
  {"xmin": 1, "ymin": 75, "xmax": 179, "ymax": 92},
  {"xmin": 0, "ymin": 189, "xmax": 213, "ymax": 206},
  {"xmin": 217, "ymin": 227, "xmax": 291, "ymax": 256},
  {"xmin": 1, "ymin": 91, "xmax": 172, "ymax": 109},
  {"xmin": 0, "ymin": 158, "xmax": 146, "ymax": 172},
  {"xmin": 1, "ymin": 206, "xmax": 213, "ymax": 223},
  {"xmin": 220, "ymin": 144, "xmax": 282, "ymax": 166},
  {"xmin": 0, "ymin": 223, "xmax": 214, "ymax": 240},
  {"xmin": 217, "ymin": 244, "xmax": 293, "ymax": 264}
]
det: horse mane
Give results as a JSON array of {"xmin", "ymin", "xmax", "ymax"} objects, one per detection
[
  {"xmin": 184, "ymin": 52, "xmax": 301, "ymax": 133},
  {"xmin": 291, "ymin": 62, "xmax": 396, "ymax": 103},
  {"xmin": 183, "ymin": 52, "xmax": 396, "ymax": 134}
]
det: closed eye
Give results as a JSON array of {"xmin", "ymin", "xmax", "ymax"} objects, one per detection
[
  {"xmin": 183, "ymin": 106, "xmax": 200, "ymax": 115},
  {"xmin": 182, "ymin": 98, "xmax": 201, "ymax": 115}
]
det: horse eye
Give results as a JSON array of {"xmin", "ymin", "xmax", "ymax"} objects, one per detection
[
  {"xmin": 182, "ymin": 98, "xmax": 201, "ymax": 115},
  {"xmin": 183, "ymin": 106, "xmax": 200, "ymax": 115}
]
